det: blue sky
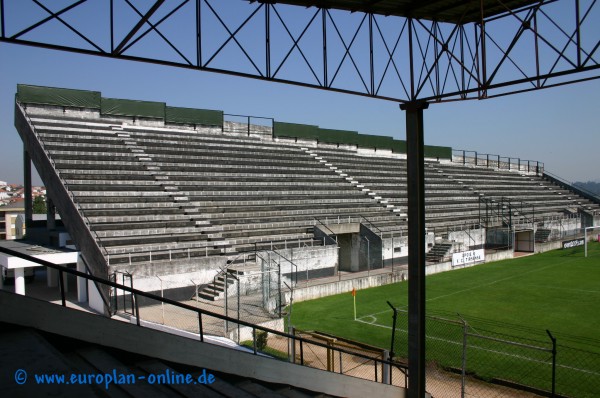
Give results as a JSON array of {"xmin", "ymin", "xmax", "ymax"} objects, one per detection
[{"xmin": 1, "ymin": 1, "xmax": 599, "ymax": 185}]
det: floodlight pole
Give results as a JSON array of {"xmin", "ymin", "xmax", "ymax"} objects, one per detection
[{"xmin": 401, "ymin": 100, "xmax": 429, "ymax": 398}]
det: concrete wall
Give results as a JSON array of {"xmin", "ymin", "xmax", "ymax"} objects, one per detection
[
  {"xmin": 273, "ymin": 245, "xmax": 338, "ymax": 280},
  {"xmin": 291, "ymin": 270, "xmax": 407, "ymax": 303},
  {"xmin": 484, "ymin": 249, "xmax": 515, "ymax": 262},
  {"xmin": 448, "ymin": 228, "xmax": 486, "ymax": 250},
  {"xmin": 360, "ymin": 224, "xmax": 383, "ymax": 271},
  {"xmin": 539, "ymin": 216, "xmax": 582, "ymax": 241},
  {"xmin": 382, "ymin": 234, "xmax": 408, "ymax": 262},
  {"xmin": 338, "ymin": 233, "xmax": 356, "ymax": 272},
  {"xmin": 229, "ymin": 318, "xmax": 285, "ymax": 342},
  {"xmin": 0, "ymin": 291, "xmax": 403, "ymax": 398}
]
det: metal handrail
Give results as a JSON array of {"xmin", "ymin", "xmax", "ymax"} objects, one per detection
[
  {"xmin": 0, "ymin": 245, "xmax": 407, "ymax": 384},
  {"xmin": 360, "ymin": 214, "xmax": 382, "ymax": 235},
  {"xmin": 453, "ymin": 149, "xmax": 544, "ymax": 175},
  {"xmin": 312, "ymin": 216, "xmax": 337, "ymax": 237},
  {"xmin": 543, "ymin": 171, "xmax": 600, "ymax": 205}
]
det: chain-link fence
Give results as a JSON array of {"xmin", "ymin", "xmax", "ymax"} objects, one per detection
[{"xmin": 389, "ymin": 306, "xmax": 600, "ymax": 397}]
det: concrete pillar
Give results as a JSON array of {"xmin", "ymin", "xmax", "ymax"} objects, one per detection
[
  {"xmin": 88, "ymin": 279, "xmax": 105, "ymax": 314},
  {"xmin": 383, "ymin": 350, "xmax": 391, "ymax": 385},
  {"xmin": 24, "ymin": 148, "xmax": 33, "ymax": 229},
  {"xmin": 47, "ymin": 197, "xmax": 56, "ymax": 231},
  {"xmin": 14, "ymin": 268, "xmax": 25, "ymax": 295},
  {"xmin": 76, "ymin": 258, "xmax": 87, "ymax": 303},
  {"xmin": 47, "ymin": 267, "xmax": 58, "ymax": 287}
]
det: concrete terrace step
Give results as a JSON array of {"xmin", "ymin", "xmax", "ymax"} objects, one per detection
[
  {"xmin": 99, "ymin": 232, "xmax": 212, "ymax": 248},
  {"xmin": 87, "ymin": 214, "xmax": 200, "ymax": 223},
  {"xmin": 104, "ymin": 241, "xmax": 227, "ymax": 257},
  {"xmin": 91, "ymin": 220, "xmax": 198, "ymax": 232}
]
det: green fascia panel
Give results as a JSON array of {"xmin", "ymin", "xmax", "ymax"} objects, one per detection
[
  {"xmin": 273, "ymin": 121, "xmax": 319, "ymax": 139},
  {"xmin": 101, "ymin": 97, "xmax": 165, "ymax": 119},
  {"xmin": 317, "ymin": 128, "xmax": 359, "ymax": 145},
  {"xmin": 356, "ymin": 134, "xmax": 394, "ymax": 150},
  {"xmin": 16, "ymin": 84, "xmax": 101, "ymax": 109},
  {"xmin": 166, "ymin": 106, "xmax": 223, "ymax": 127},
  {"xmin": 424, "ymin": 145, "xmax": 452, "ymax": 159},
  {"xmin": 391, "ymin": 140, "xmax": 407, "ymax": 153}
]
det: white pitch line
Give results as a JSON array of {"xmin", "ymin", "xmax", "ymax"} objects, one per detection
[
  {"xmin": 523, "ymin": 284, "xmax": 600, "ymax": 295},
  {"xmin": 356, "ymin": 318, "xmax": 393, "ymax": 329}
]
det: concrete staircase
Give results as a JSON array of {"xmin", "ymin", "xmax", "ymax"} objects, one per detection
[
  {"xmin": 426, "ymin": 242, "xmax": 453, "ymax": 263},
  {"xmin": 196, "ymin": 270, "xmax": 238, "ymax": 301}
]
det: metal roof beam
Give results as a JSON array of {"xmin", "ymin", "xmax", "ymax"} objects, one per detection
[{"xmin": 113, "ymin": 0, "xmax": 166, "ymax": 55}]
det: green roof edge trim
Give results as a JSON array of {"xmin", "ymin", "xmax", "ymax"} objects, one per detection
[
  {"xmin": 15, "ymin": 85, "xmax": 452, "ymax": 158},
  {"xmin": 166, "ymin": 106, "xmax": 223, "ymax": 127},
  {"xmin": 101, "ymin": 97, "xmax": 165, "ymax": 119},
  {"xmin": 17, "ymin": 84, "xmax": 101, "ymax": 109},
  {"xmin": 273, "ymin": 121, "xmax": 319, "ymax": 139}
]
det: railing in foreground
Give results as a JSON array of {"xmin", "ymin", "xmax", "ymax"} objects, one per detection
[{"xmin": 0, "ymin": 246, "xmax": 407, "ymax": 388}]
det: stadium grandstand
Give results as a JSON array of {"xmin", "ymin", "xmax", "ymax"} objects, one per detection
[
  {"xmin": 10, "ymin": 83, "xmax": 600, "ymax": 308},
  {"xmin": 3, "ymin": 83, "xmax": 600, "ymax": 397}
]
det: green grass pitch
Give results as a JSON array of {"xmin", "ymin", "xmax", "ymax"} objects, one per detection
[{"xmin": 290, "ymin": 241, "xmax": 600, "ymax": 395}]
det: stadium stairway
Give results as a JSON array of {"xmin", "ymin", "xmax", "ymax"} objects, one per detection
[{"xmin": 425, "ymin": 242, "xmax": 453, "ymax": 263}]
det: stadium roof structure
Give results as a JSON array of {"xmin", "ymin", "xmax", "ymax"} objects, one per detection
[
  {"xmin": 1, "ymin": 1, "xmax": 597, "ymax": 103},
  {"xmin": 2, "ymin": 1, "xmax": 598, "ymax": 397},
  {"xmin": 253, "ymin": 0, "xmax": 541, "ymax": 23}
]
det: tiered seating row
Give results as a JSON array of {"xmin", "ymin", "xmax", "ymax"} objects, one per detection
[{"xmin": 29, "ymin": 114, "xmax": 400, "ymax": 262}]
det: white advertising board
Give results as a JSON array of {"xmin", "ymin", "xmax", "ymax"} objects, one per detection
[{"xmin": 452, "ymin": 249, "xmax": 485, "ymax": 267}]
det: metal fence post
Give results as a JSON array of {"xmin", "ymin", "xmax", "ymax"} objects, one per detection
[
  {"xmin": 289, "ymin": 326, "xmax": 296, "ymax": 363},
  {"xmin": 387, "ymin": 301, "xmax": 398, "ymax": 358},
  {"xmin": 198, "ymin": 313, "xmax": 204, "ymax": 342},
  {"xmin": 58, "ymin": 269, "xmax": 66, "ymax": 307},
  {"xmin": 547, "ymin": 329, "xmax": 557, "ymax": 397},
  {"xmin": 225, "ymin": 272, "xmax": 229, "ymax": 334},
  {"xmin": 134, "ymin": 293, "xmax": 140, "ymax": 326},
  {"xmin": 461, "ymin": 318, "xmax": 468, "ymax": 398}
]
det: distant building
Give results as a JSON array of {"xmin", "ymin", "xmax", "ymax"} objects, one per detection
[{"xmin": 0, "ymin": 202, "xmax": 25, "ymax": 240}]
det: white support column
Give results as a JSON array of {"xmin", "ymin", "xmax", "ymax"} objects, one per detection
[
  {"xmin": 76, "ymin": 258, "xmax": 87, "ymax": 303},
  {"xmin": 14, "ymin": 268, "xmax": 25, "ymax": 295},
  {"xmin": 88, "ymin": 279, "xmax": 105, "ymax": 314}
]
